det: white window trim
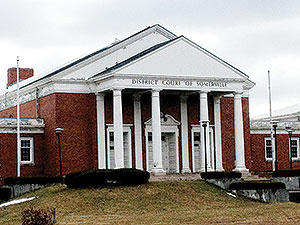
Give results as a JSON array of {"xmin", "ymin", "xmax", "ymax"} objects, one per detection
[
  {"xmin": 290, "ymin": 137, "xmax": 300, "ymax": 161},
  {"xmin": 264, "ymin": 137, "xmax": 272, "ymax": 161},
  {"xmin": 106, "ymin": 124, "xmax": 132, "ymax": 169},
  {"xmin": 20, "ymin": 137, "xmax": 34, "ymax": 165}
]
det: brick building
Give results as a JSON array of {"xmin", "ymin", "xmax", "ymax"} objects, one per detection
[
  {"xmin": 0, "ymin": 24, "xmax": 256, "ymax": 181},
  {"xmin": 251, "ymin": 106, "xmax": 300, "ymax": 172}
]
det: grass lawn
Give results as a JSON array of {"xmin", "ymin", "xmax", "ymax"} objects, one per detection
[{"xmin": 1, "ymin": 180, "xmax": 300, "ymax": 224}]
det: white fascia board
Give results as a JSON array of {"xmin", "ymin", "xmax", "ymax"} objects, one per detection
[{"xmin": 95, "ymin": 73, "xmax": 245, "ymax": 93}]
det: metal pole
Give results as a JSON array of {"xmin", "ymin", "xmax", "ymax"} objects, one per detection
[
  {"xmin": 17, "ymin": 56, "xmax": 21, "ymax": 177},
  {"xmin": 289, "ymin": 133, "xmax": 293, "ymax": 170},
  {"xmin": 268, "ymin": 70, "xmax": 275, "ymax": 171},
  {"xmin": 274, "ymin": 124, "xmax": 278, "ymax": 171}
]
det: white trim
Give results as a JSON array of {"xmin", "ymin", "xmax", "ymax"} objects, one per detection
[
  {"xmin": 20, "ymin": 137, "xmax": 34, "ymax": 165},
  {"xmin": 96, "ymin": 93, "xmax": 106, "ymax": 169},
  {"xmin": 133, "ymin": 94, "xmax": 143, "ymax": 170},
  {"xmin": 106, "ymin": 124, "xmax": 133, "ymax": 169},
  {"xmin": 145, "ymin": 114, "xmax": 180, "ymax": 173},
  {"xmin": 180, "ymin": 95, "xmax": 191, "ymax": 173},
  {"xmin": 290, "ymin": 137, "xmax": 300, "ymax": 161},
  {"xmin": 251, "ymin": 130, "xmax": 300, "ymax": 135},
  {"xmin": 191, "ymin": 126, "xmax": 201, "ymax": 172},
  {"xmin": 264, "ymin": 137, "xmax": 272, "ymax": 161}
]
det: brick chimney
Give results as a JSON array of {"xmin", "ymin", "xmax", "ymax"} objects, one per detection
[{"xmin": 7, "ymin": 68, "xmax": 34, "ymax": 87}]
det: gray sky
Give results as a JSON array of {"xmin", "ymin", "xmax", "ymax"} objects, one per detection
[{"xmin": 1, "ymin": 0, "xmax": 300, "ymax": 118}]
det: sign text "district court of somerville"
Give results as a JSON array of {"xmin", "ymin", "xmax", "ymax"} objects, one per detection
[{"xmin": 131, "ymin": 79, "xmax": 228, "ymax": 88}]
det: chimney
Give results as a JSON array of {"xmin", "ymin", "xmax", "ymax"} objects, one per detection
[{"xmin": 7, "ymin": 68, "xmax": 34, "ymax": 87}]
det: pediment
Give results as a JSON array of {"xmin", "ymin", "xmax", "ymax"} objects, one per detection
[
  {"xmin": 145, "ymin": 114, "xmax": 181, "ymax": 126},
  {"xmin": 115, "ymin": 37, "xmax": 251, "ymax": 81}
]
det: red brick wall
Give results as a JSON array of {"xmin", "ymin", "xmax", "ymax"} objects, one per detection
[
  {"xmin": 221, "ymin": 96, "xmax": 251, "ymax": 171},
  {"xmin": 251, "ymin": 133, "xmax": 300, "ymax": 171},
  {"xmin": 0, "ymin": 93, "xmax": 98, "ymax": 178},
  {"xmin": 0, "ymin": 133, "xmax": 45, "ymax": 182}
]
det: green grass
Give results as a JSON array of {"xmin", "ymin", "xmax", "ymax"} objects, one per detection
[{"xmin": 1, "ymin": 180, "xmax": 300, "ymax": 224}]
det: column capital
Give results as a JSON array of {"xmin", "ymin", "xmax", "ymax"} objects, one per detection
[
  {"xmin": 180, "ymin": 95, "xmax": 188, "ymax": 102},
  {"xmin": 199, "ymin": 90, "xmax": 210, "ymax": 94},
  {"xmin": 96, "ymin": 92, "xmax": 105, "ymax": 101},
  {"xmin": 234, "ymin": 91, "xmax": 243, "ymax": 96},
  {"xmin": 133, "ymin": 93, "xmax": 142, "ymax": 101}
]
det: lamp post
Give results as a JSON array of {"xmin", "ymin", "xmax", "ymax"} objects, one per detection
[
  {"xmin": 286, "ymin": 127, "xmax": 293, "ymax": 170},
  {"xmin": 271, "ymin": 121, "xmax": 278, "ymax": 171},
  {"xmin": 202, "ymin": 120, "xmax": 209, "ymax": 173},
  {"xmin": 55, "ymin": 128, "xmax": 64, "ymax": 178}
]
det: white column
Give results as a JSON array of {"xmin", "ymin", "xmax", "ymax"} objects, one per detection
[
  {"xmin": 113, "ymin": 88, "xmax": 124, "ymax": 168},
  {"xmin": 134, "ymin": 93, "xmax": 143, "ymax": 170},
  {"xmin": 151, "ymin": 89, "xmax": 165, "ymax": 174},
  {"xmin": 96, "ymin": 93, "xmax": 106, "ymax": 169},
  {"xmin": 180, "ymin": 95, "xmax": 191, "ymax": 173},
  {"xmin": 214, "ymin": 95, "xmax": 224, "ymax": 171},
  {"xmin": 233, "ymin": 92, "xmax": 248, "ymax": 171},
  {"xmin": 199, "ymin": 91, "xmax": 211, "ymax": 172}
]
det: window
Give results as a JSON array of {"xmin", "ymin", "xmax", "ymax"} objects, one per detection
[
  {"xmin": 264, "ymin": 137, "xmax": 272, "ymax": 161},
  {"xmin": 21, "ymin": 137, "xmax": 34, "ymax": 164},
  {"xmin": 290, "ymin": 137, "xmax": 299, "ymax": 160}
]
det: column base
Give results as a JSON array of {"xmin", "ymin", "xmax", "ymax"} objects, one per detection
[
  {"xmin": 200, "ymin": 166, "xmax": 213, "ymax": 172},
  {"xmin": 233, "ymin": 166, "xmax": 249, "ymax": 172},
  {"xmin": 151, "ymin": 168, "xmax": 166, "ymax": 175},
  {"xmin": 216, "ymin": 167, "xmax": 225, "ymax": 172},
  {"xmin": 181, "ymin": 168, "xmax": 191, "ymax": 173}
]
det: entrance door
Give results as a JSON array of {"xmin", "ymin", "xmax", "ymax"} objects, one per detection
[
  {"xmin": 193, "ymin": 132, "xmax": 201, "ymax": 172},
  {"xmin": 147, "ymin": 132, "xmax": 178, "ymax": 173},
  {"xmin": 161, "ymin": 135, "xmax": 169, "ymax": 172}
]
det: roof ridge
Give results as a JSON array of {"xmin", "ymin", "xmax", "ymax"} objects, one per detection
[{"xmin": 91, "ymin": 36, "xmax": 181, "ymax": 78}]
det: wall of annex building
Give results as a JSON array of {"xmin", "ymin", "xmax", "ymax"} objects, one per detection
[
  {"xmin": 251, "ymin": 133, "xmax": 300, "ymax": 172},
  {"xmin": 0, "ymin": 133, "xmax": 45, "ymax": 184},
  {"xmin": 0, "ymin": 92, "xmax": 98, "ymax": 177}
]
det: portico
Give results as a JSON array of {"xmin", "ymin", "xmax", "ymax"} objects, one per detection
[{"xmin": 94, "ymin": 77, "xmax": 251, "ymax": 174}]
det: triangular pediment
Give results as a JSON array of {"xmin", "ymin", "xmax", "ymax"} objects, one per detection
[
  {"xmin": 145, "ymin": 114, "xmax": 181, "ymax": 126},
  {"xmin": 114, "ymin": 36, "xmax": 249, "ymax": 81}
]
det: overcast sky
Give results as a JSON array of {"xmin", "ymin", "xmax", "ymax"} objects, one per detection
[{"xmin": 0, "ymin": 0, "xmax": 299, "ymax": 118}]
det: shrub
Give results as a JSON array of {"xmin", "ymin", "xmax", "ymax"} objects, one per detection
[
  {"xmin": 4, "ymin": 176, "xmax": 63, "ymax": 186},
  {"xmin": 272, "ymin": 170, "xmax": 300, "ymax": 177},
  {"xmin": 22, "ymin": 208, "xmax": 54, "ymax": 225},
  {"xmin": 65, "ymin": 168, "xmax": 150, "ymax": 188},
  {"xmin": 229, "ymin": 181, "xmax": 286, "ymax": 190},
  {"xmin": 0, "ymin": 187, "xmax": 11, "ymax": 202},
  {"xmin": 201, "ymin": 171, "xmax": 241, "ymax": 179}
]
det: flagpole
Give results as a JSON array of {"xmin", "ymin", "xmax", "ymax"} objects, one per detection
[
  {"xmin": 268, "ymin": 70, "xmax": 275, "ymax": 171},
  {"xmin": 17, "ymin": 56, "xmax": 21, "ymax": 177}
]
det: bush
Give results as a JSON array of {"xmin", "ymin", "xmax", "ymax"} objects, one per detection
[
  {"xmin": 229, "ymin": 181, "xmax": 286, "ymax": 190},
  {"xmin": 0, "ymin": 187, "xmax": 11, "ymax": 202},
  {"xmin": 4, "ymin": 176, "xmax": 63, "ymax": 185},
  {"xmin": 201, "ymin": 171, "xmax": 241, "ymax": 179},
  {"xmin": 65, "ymin": 168, "xmax": 150, "ymax": 188},
  {"xmin": 22, "ymin": 208, "xmax": 54, "ymax": 225},
  {"xmin": 272, "ymin": 170, "xmax": 300, "ymax": 177}
]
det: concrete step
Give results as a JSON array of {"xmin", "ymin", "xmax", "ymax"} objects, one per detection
[{"xmin": 149, "ymin": 173, "xmax": 200, "ymax": 182}]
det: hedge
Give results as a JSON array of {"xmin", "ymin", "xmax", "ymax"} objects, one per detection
[
  {"xmin": 201, "ymin": 171, "xmax": 241, "ymax": 179},
  {"xmin": 65, "ymin": 168, "xmax": 150, "ymax": 188},
  {"xmin": 0, "ymin": 187, "xmax": 11, "ymax": 202},
  {"xmin": 230, "ymin": 181, "xmax": 286, "ymax": 190},
  {"xmin": 4, "ymin": 176, "xmax": 63, "ymax": 185},
  {"xmin": 272, "ymin": 170, "xmax": 300, "ymax": 177}
]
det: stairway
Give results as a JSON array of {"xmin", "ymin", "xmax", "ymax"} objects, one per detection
[{"xmin": 241, "ymin": 171, "xmax": 271, "ymax": 181}]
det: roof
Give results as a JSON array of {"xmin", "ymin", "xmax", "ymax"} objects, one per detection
[
  {"xmin": 91, "ymin": 37, "xmax": 180, "ymax": 78},
  {"xmin": 17, "ymin": 24, "xmax": 177, "ymax": 90}
]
